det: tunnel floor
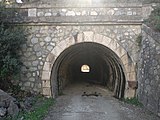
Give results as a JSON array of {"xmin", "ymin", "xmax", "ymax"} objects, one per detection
[{"xmin": 44, "ymin": 82, "xmax": 159, "ymax": 120}]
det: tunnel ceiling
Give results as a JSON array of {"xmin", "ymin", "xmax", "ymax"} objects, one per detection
[
  {"xmin": 59, "ymin": 42, "xmax": 121, "ymax": 64},
  {"xmin": 51, "ymin": 42, "xmax": 126, "ymax": 98}
]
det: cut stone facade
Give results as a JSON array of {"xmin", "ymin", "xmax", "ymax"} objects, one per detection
[
  {"xmin": 5, "ymin": 2, "xmax": 144, "ymax": 98},
  {"xmin": 1, "ymin": 0, "xmax": 160, "ymax": 116},
  {"xmin": 19, "ymin": 25, "xmax": 141, "ymax": 98}
]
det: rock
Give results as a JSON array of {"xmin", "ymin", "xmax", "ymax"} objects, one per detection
[
  {"xmin": 44, "ymin": 37, "xmax": 51, "ymax": 42},
  {"xmin": 90, "ymin": 11, "xmax": 98, "ymax": 16},
  {"xmin": 0, "ymin": 107, "xmax": 7, "ymax": 117},
  {"xmin": 19, "ymin": 102, "xmax": 26, "ymax": 110},
  {"xmin": 0, "ymin": 89, "xmax": 16, "ymax": 108},
  {"xmin": 45, "ymin": 13, "xmax": 52, "ymax": 17},
  {"xmin": 0, "ymin": 102, "xmax": 5, "ymax": 107},
  {"xmin": 8, "ymin": 101, "xmax": 19, "ymax": 117},
  {"xmin": 0, "ymin": 89, "xmax": 15, "ymax": 103},
  {"xmin": 0, "ymin": 89, "xmax": 19, "ymax": 118},
  {"xmin": 24, "ymin": 97, "xmax": 35, "ymax": 110},
  {"xmin": 31, "ymin": 38, "xmax": 38, "ymax": 44}
]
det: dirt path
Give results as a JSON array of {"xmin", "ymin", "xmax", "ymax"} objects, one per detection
[{"xmin": 44, "ymin": 83, "xmax": 159, "ymax": 120}]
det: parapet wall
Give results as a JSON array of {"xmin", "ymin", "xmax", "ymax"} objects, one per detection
[{"xmin": 4, "ymin": 2, "xmax": 143, "ymax": 24}]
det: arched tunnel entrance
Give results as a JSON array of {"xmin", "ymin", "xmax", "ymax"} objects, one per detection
[{"xmin": 51, "ymin": 42, "xmax": 126, "ymax": 99}]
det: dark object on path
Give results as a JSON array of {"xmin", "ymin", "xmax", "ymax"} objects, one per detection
[{"xmin": 82, "ymin": 92, "xmax": 102, "ymax": 97}]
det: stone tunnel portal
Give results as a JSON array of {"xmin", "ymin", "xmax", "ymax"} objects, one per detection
[{"xmin": 51, "ymin": 42, "xmax": 126, "ymax": 99}]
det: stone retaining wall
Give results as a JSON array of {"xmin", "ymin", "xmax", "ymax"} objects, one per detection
[{"xmin": 138, "ymin": 24, "xmax": 160, "ymax": 116}]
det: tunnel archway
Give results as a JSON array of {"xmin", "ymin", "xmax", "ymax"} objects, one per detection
[
  {"xmin": 42, "ymin": 32, "xmax": 137, "ymax": 98},
  {"xmin": 51, "ymin": 42, "xmax": 126, "ymax": 99}
]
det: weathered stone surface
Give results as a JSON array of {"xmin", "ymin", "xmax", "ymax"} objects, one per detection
[
  {"xmin": 4, "ymin": 1, "xmax": 160, "ymax": 118},
  {"xmin": 8, "ymin": 101, "xmax": 19, "ymax": 117},
  {"xmin": 45, "ymin": 12, "xmax": 52, "ymax": 16},
  {"xmin": 0, "ymin": 102, "xmax": 5, "ymax": 107},
  {"xmin": 0, "ymin": 90, "xmax": 19, "ymax": 118},
  {"xmin": 45, "ymin": 37, "xmax": 52, "ymax": 42},
  {"xmin": 138, "ymin": 24, "xmax": 160, "ymax": 116},
  {"xmin": 31, "ymin": 38, "xmax": 38, "ymax": 44},
  {"xmin": 47, "ymin": 45, "xmax": 53, "ymax": 51},
  {"xmin": 0, "ymin": 89, "xmax": 15, "ymax": 103},
  {"xmin": 8, "ymin": 1, "xmax": 157, "ymax": 114},
  {"xmin": 90, "ymin": 11, "xmax": 98, "ymax": 16},
  {"xmin": 66, "ymin": 11, "xmax": 75, "ymax": 16},
  {"xmin": 32, "ymin": 61, "xmax": 39, "ymax": 66},
  {"xmin": 18, "ymin": 24, "xmax": 141, "ymax": 96},
  {"xmin": 34, "ymin": 44, "xmax": 41, "ymax": 52},
  {"xmin": 28, "ymin": 8, "xmax": 37, "ymax": 17},
  {"xmin": 37, "ymin": 12, "xmax": 44, "ymax": 17},
  {"xmin": 0, "ymin": 107, "xmax": 7, "ymax": 117}
]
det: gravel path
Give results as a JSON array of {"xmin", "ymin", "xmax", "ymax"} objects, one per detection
[{"xmin": 44, "ymin": 83, "xmax": 160, "ymax": 120}]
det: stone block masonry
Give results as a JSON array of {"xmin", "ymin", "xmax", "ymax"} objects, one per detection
[
  {"xmin": 19, "ymin": 25, "xmax": 141, "ymax": 98},
  {"xmin": 6, "ymin": 3, "xmax": 143, "ymax": 24},
  {"xmin": 138, "ymin": 24, "xmax": 160, "ymax": 117},
  {"xmin": 2, "ymin": 0, "xmax": 160, "ymax": 117}
]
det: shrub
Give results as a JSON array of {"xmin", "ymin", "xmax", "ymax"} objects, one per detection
[
  {"xmin": 0, "ymin": 3, "xmax": 27, "ymax": 90},
  {"xmin": 145, "ymin": 6, "xmax": 160, "ymax": 32},
  {"xmin": 136, "ymin": 35, "xmax": 142, "ymax": 47},
  {"xmin": 122, "ymin": 97, "xmax": 143, "ymax": 107},
  {"xmin": 143, "ymin": 0, "xmax": 160, "ymax": 4}
]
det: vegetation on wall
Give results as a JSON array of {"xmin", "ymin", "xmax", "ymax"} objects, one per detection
[
  {"xmin": 136, "ymin": 35, "xmax": 142, "ymax": 47},
  {"xmin": 0, "ymin": 3, "xmax": 27, "ymax": 90},
  {"xmin": 142, "ymin": 0, "xmax": 160, "ymax": 3},
  {"xmin": 145, "ymin": 6, "xmax": 160, "ymax": 32},
  {"xmin": 122, "ymin": 97, "xmax": 143, "ymax": 107}
]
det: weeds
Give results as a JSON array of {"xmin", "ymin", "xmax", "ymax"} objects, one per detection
[
  {"xmin": 136, "ymin": 35, "xmax": 142, "ymax": 47},
  {"xmin": 5, "ymin": 96, "xmax": 54, "ymax": 120},
  {"xmin": 122, "ymin": 97, "xmax": 143, "ymax": 107}
]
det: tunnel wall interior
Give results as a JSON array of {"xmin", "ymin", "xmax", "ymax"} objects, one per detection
[{"xmin": 51, "ymin": 42, "xmax": 126, "ymax": 99}]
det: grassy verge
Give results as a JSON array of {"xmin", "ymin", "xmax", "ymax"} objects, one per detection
[
  {"xmin": 4, "ymin": 96, "xmax": 54, "ymax": 120},
  {"xmin": 21, "ymin": 98, "xmax": 53, "ymax": 120},
  {"xmin": 122, "ymin": 97, "xmax": 143, "ymax": 107}
]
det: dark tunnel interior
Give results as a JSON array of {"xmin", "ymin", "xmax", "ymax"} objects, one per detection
[{"xmin": 51, "ymin": 42, "xmax": 126, "ymax": 99}]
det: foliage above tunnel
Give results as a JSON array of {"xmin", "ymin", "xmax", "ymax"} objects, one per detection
[
  {"xmin": 142, "ymin": 0, "xmax": 160, "ymax": 4},
  {"xmin": 145, "ymin": 6, "xmax": 160, "ymax": 32}
]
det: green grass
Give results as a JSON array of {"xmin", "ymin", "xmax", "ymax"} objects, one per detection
[
  {"xmin": 19, "ymin": 97, "xmax": 54, "ymax": 120},
  {"xmin": 5, "ymin": 96, "xmax": 54, "ymax": 120},
  {"xmin": 122, "ymin": 97, "xmax": 143, "ymax": 107}
]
